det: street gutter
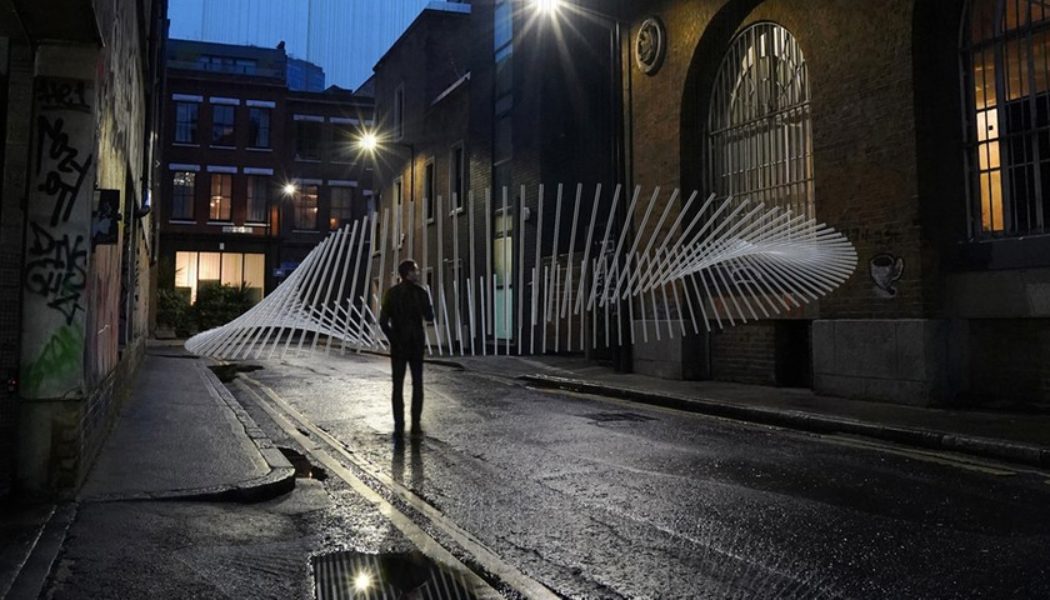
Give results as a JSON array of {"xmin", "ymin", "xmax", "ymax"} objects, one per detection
[{"xmin": 520, "ymin": 374, "xmax": 1050, "ymax": 470}]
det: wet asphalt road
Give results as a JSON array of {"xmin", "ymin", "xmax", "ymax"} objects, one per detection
[{"xmin": 232, "ymin": 352, "xmax": 1050, "ymax": 599}]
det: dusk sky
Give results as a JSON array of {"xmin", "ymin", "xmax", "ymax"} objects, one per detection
[{"xmin": 168, "ymin": 0, "xmax": 433, "ymax": 90}]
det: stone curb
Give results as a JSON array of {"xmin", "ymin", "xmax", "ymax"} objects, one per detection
[
  {"xmin": 519, "ymin": 374, "xmax": 1050, "ymax": 470},
  {"xmin": 85, "ymin": 363, "xmax": 295, "ymax": 504}
]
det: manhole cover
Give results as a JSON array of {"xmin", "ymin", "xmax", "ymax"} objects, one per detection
[
  {"xmin": 583, "ymin": 412, "xmax": 657, "ymax": 423},
  {"xmin": 312, "ymin": 550, "xmax": 480, "ymax": 599}
]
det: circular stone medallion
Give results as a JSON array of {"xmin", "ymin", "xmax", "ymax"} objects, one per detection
[{"xmin": 635, "ymin": 17, "xmax": 666, "ymax": 75}]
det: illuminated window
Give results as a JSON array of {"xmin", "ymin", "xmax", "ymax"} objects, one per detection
[
  {"xmin": 330, "ymin": 186, "xmax": 355, "ymax": 230},
  {"xmin": 707, "ymin": 23, "xmax": 813, "ymax": 218},
  {"xmin": 294, "ymin": 184, "xmax": 319, "ymax": 229},
  {"xmin": 174, "ymin": 251, "xmax": 266, "ymax": 304},
  {"xmin": 962, "ymin": 0, "xmax": 1050, "ymax": 237},
  {"xmin": 209, "ymin": 174, "xmax": 232, "ymax": 221}
]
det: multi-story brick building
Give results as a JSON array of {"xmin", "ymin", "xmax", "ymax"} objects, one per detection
[
  {"xmin": 366, "ymin": 0, "xmax": 1050, "ymax": 409},
  {"xmin": 367, "ymin": 0, "xmax": 618, "ymax": 357},
  {"xmin": 158, "ymin": 39, "xmax": 374, "ymax": 311},
  {"xmin": 0, "ymin": 0, "xmax": 167, "ymax": 499},
  {"xmin": 618, "ymin": 0, "xmax": 1050, "ymax": 406}
]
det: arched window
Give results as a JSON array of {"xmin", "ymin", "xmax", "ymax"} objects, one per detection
[
  {"xmin": 962, "ymin": 0, "xmax": 1050, "ymax": 237},
  {"xmin": 707, "ymin": 23, "xmax": 813, "ymax": 218}
]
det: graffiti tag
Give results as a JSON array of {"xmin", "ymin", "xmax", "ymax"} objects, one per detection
[
  {"xmin": 25, "ymin": 223, "xmax": 87, "ymax": 325},
  {"xmin": 21, "ymin": 326, "xmax": 84, "ymax": 398},
  {"xmin": 34, "ymin": 78, "xmax": 91, "ymax": 113},
  {"xmin": 36, "ymin": 115, "xmax": 94, "ymax": 227}
]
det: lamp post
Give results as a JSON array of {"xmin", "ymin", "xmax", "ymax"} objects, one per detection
[{"xmin": 355, "ymin": 130, "xmax": 416, "ymax": 252}]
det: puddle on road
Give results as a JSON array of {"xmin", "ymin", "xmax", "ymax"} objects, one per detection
[
  {"xmin": 278, "ymin": 447, "xmax": 329, "ymax": 481},
  {"xmin": 209, "ymin": 363, "xmax": 264, "ymax": 383},
  {"xmin": 311, "ymin": 550, "xmax": 479, "ymax": 599}
]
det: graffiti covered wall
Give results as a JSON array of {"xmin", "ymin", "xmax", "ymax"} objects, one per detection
[{"xmin": 20, "ymin": 77, "xmax": 96, "ymax": 399}]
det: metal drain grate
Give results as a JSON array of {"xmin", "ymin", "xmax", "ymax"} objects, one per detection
[
  {"xmin": 312, "ymin": 551, "xmax": 479, "ymax": 599},
  {"xmin": 583, "ymin": 411, "xmax": 657, "ymax": 423}
]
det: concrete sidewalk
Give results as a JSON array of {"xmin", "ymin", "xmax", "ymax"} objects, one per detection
[
  {"xmin": 449, "ymin": 354, "xmax": 1050, "ymax": 469},
  {"xmin": 1, "ymin": 345, "xmax": 294, "ymax": 599}
]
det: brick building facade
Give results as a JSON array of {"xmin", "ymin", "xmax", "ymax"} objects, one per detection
[
  {"xmin": 620, "ymin": 0, "xmax": 1050, "ymax": 406},
  {"xmin": 0, "ymin": 0, "xmax": 167, "ymax": 499},
  {"xmin": 368, "ymin": 0, "xmax": 618, "ymax": 356},
  {"xmin": 157, "ymin": 40, "xmax": 374, "ymax": 316}
]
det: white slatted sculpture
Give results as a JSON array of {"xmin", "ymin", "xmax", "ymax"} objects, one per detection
[{"xmin": 185, "ymin": 185, "xmax": 857, "ymax": 360}]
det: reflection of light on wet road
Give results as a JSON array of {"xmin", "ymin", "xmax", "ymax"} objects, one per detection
[{"xmin": 235, "ymin": 374, "xmax": 555, "ymax": 600}]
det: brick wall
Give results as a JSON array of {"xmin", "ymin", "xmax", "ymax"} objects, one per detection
[
  {"xmin": 0, "ymin": 40, "xmax": 33, "ymax": 498},
  {"xmin": 710, "ymin": 321, "xmax": 777, "ymax": 386}
]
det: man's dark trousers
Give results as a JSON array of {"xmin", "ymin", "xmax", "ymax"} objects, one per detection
[{"xmin": 391, "ymin": 355, "xmax": 423, "ymax": 431}]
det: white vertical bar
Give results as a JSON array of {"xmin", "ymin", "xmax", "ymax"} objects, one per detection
[
  {"xmin": 502, "ymin": 186, "xmax": 509, "ymax": 356},
  {"xmin": 533, "ymin": 184, "xmax": 544, "ymax": 354},
  {"xmin": 325, "ymin": 221, "xmax": 359, "ymax": 354},
  {"xmin": 468, "ymin": 191, "xmax": 477, "ymax": 356},
  {"xmin": 517, "ymin": 185, "xmax": 526, "ymax": 355},
  {"xmin": 357, "ymin": 216, "xmax": 377, "ymax": 353},
  {"xmin": 541, "ymin": 265, "xmax": 550, "ymax": 355},
  {"xmin": 452, "ymin": 195, "xmax": 462, "ymax": 353},
  {"xmin": 436, "ymin": 194, "xmax": 445, "ymax": 355},
  {"xmin": 550, "ymin": 184, "xmax": 563, "ymax": 353},
  {"xmin": 563, "ymin": 183, "xmax": 583, "ymax": 351}
]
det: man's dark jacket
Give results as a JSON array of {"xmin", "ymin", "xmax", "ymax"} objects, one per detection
[{"xmin": 379, "ymin": 281, "xmax": 435, "ymax": 359}]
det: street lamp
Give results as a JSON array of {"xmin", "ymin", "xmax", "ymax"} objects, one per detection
[
  {"xmin": 354, "ymin": 130, "xmax": 416, "ymax": 207},
  {"xmin": 282, "ymin": 183, "xmax": 298, "ymax": 197},
  {"xmin": 532, "ymin": 0, "xmax": 562, "ymax": 16}
]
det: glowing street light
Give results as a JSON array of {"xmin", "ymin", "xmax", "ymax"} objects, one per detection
[
  {"xmin": 357, "ymin": 131, "xmax": 379, "ymax": 153},
  {"xmin": 353, "ymin": 571, "xmax": 371, "ymax": 592},
  {"xmin": 282, "ymin": 183, "xmax": 298, "ymax": 197},
  {"xmin": 532, "ymin": 0, "xmax": 562, "ymax": 15}
]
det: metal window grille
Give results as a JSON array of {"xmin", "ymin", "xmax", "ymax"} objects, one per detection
[
  {"xmin": 962, "ymin": 0, "xmax": 1050, "ymax": 238},
  {"xmin": 707, "ymin": 22, "xmax": 814, "ymax": 219}
]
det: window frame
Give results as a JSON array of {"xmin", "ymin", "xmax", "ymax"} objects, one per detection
[
  {"xmin": 211, "ymin": 104, "xmax": 236, "ymax": 147},
  {"xmin": 174, "ymin": 102, "xmax": 199, "ymax": 145},
  {"xmin": 208, "ymin": 173, "xmax": 233, "ymax": 222}
]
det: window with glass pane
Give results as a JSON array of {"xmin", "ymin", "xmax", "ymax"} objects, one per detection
[
  {"xmin": 451, "ymin": 145, "xmax": 465, "ymax": 209},
  {"xmin": 249, "ymin": 108, "xmax": 270, "ymax": 148},
  {"xmin": 212, "ymin": 105, "xmax": 235, "ymax": 146},
  {"xmin": 330, "ymin": 187, "xmax": 354, "ymax": 230},
  {"xmin": 175, "ymin": 102, "xmax": 199, "ymax": 144},
  {"xmin": 962, "ymin": 0, "xmax": 1050, "ymax": 237},
  {"xmin": 246, "ymin": 175, "xmax": 269, "ymax": 223},
  {"xmin": 425, "ymin": 162, "xmax": 436, "ymax": 220},
  {"xmin": 209, "ymin": 173, "xmax": 232, "ymax": 221},
  {"xmin": 294, "ymin": 184, "xmax": 318, "ymax": 229},
  {"xmin": 296, "ymin": 120, "xmax": 322, "ymax": 160},
  {"xmin": 707, "ymin": 23, "xmax": 813, "ymax": 220},
  {"xmin": 171, "ymin": 171, "xmax": 195, "ymax": 220}
]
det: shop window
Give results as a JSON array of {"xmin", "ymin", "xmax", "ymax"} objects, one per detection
[{"xmin": 174, "ymin": 251, "xmax": 266, "ymax": 304}]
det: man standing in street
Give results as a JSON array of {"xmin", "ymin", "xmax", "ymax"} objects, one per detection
[{"xmin": 379, "ymin": 259, "xmax": 435, "ymax": 438}]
